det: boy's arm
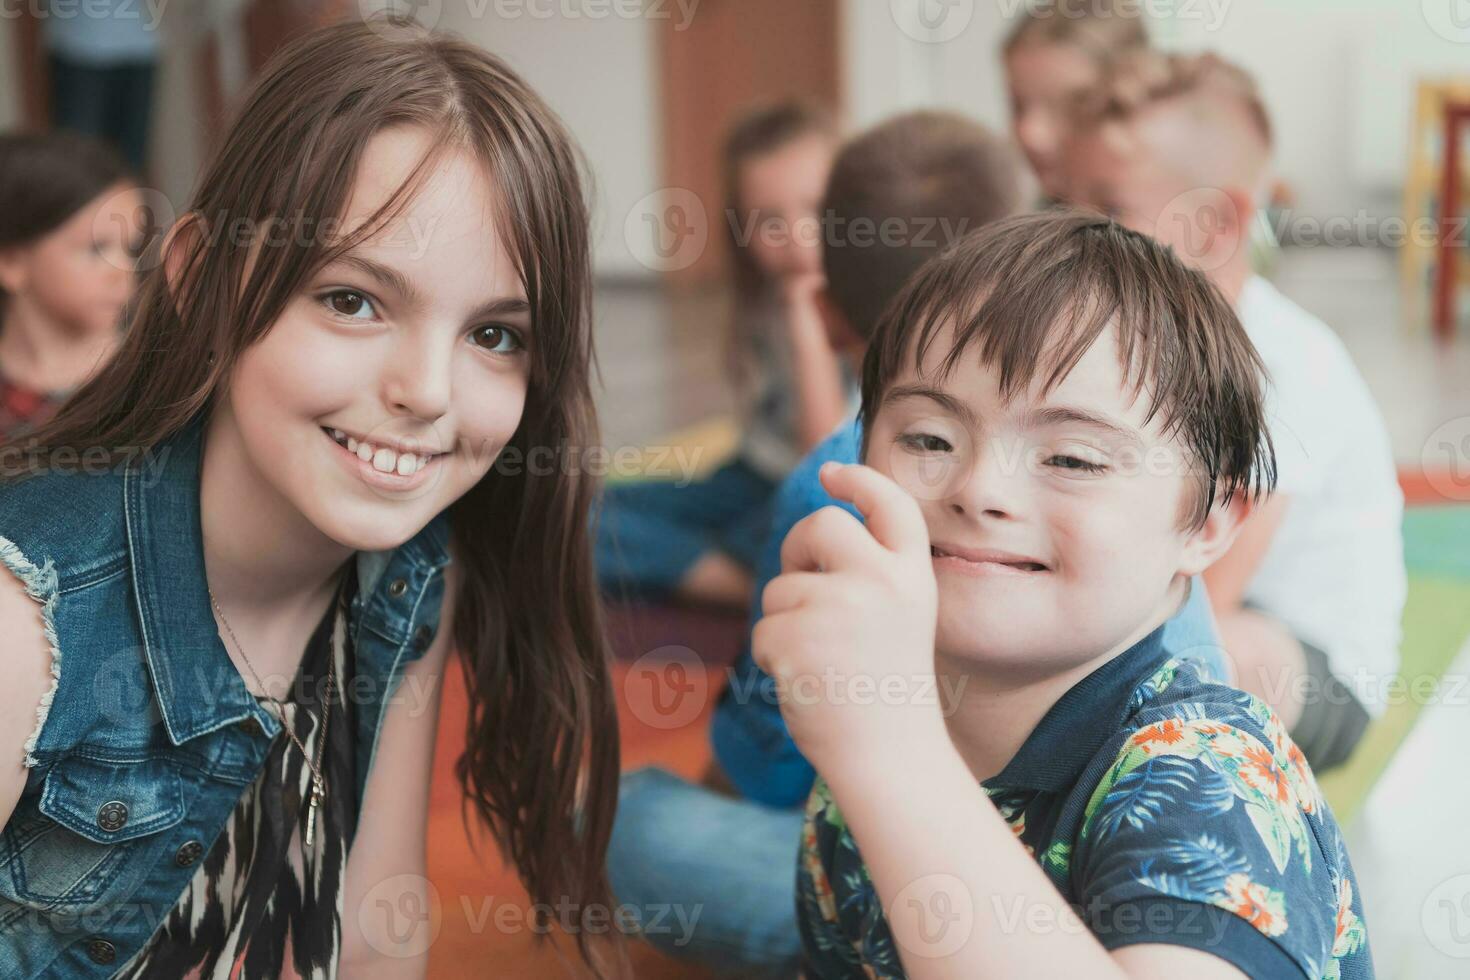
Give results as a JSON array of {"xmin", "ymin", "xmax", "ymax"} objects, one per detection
[
  {"xmin": 781, "ymin": 273, "xmax": 851, "ymax": 452},
  {"xmin": 821, "ymin": 736, "xmax": 1250, "ymax": 980},
  {"xmin": 710, "ymin": 425, "xmax": 860, "ymax": 805}
]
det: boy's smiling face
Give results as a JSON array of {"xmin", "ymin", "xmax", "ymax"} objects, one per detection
[{"xmin": 866, "ymin": 318, "xmax": 1205, "ymax": 676}]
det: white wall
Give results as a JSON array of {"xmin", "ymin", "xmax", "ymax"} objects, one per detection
[
  {"xmin": 434, "ymin": 1, "xmax": 660, "ymax": 278},
  {"xmin": 0, "ymin": 19, "xmax": 20, "ymax": 129}
]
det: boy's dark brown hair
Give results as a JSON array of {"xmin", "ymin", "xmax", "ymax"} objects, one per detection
[
  {"xmin": 860, "ymin": 209, "xmax": 1276, "ymax": 529},
  {"xmin": 0, "ymin": 131, "xmax": 134, "ymax": 314},
  {"xmin": 821, "ymin": 111, "xmax": 1026, "ymax": 343}
]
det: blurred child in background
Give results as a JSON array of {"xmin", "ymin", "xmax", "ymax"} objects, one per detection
[
  {"xmin": 1062, "ymin": 50, "xmax": 1405, "ymax": 773},
  {"xmin": 0, "ymin": 132, "xmax": 139, "ymax": 439},
  {"xmin": 597, "ymin": 101, "xmax": 850, "ymax": 608},
  {"xmin": 1004, "ymin": 0, "xmax": 1149, "ymax": 200}
]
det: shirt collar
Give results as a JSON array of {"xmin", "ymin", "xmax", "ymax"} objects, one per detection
[
  {"xmin": 124, "ymin": 412, "xmax": 270, "ymax": 744},
  {"xmin": 982, "ymin": 622, "xmax": 1173, "ymax": 794}
]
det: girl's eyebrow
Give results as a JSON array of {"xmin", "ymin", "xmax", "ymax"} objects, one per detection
[{"xmin": 328, "ymin": 253, "xmax": 532, "ymax": 321}]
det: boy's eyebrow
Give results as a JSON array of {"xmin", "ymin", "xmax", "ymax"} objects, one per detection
[
  {"xmin": 884, "ymin": 384, "xmax": 978, "ymax": 427},
  {"xmin": 1025, "ymin": 405, "xmax": 1144, "ymax": 446},
  {"xmin": 886, "ymin": 385, "xmax": 1144, "ymax": 446},
  {"xmin": 329, "ymin": 253, "xmax": 532, "ymax": 321}
]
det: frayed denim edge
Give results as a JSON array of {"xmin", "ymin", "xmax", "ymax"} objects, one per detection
[{"xmin": 0, "ymin": 535, "xmax": 60, "ymax": 768}]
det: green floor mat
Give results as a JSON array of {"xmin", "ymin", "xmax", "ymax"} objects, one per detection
[
  {"xmin": 1320, "ymin": 574, "xmax": 1470, "ymax": 826},
  {"xmin": 1402, "ymin": 505, "xmax": 1470, "ymax": 581}
]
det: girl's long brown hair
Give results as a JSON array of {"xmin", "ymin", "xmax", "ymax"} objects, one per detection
[{"xmin": 7, "ymin": 18, "xmax": 619, "ymax": 971}]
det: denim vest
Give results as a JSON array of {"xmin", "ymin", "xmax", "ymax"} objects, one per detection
[{"xmin": 0, "ymin": 412, "xmax": 451, "ymax": 976}]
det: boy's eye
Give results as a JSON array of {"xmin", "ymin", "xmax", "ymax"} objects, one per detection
[
  {"xmin": 473, "ymin": 324, "xmax": 524, "ymax": 354},
  {"xmin": 1047, "ymin": 454, "xmax": 1106, "ymax": 474},
  {"xmin": 899, "ymin": 432, "xmax": 953, "ymax": 454},
  {"xmin": 323, "ymin": 289, "xmax": 377, "ymax": 320}
]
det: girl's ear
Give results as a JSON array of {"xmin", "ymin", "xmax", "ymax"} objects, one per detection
[
  {"xmin": 0, "ymin": 246, "xmax": 30, "ymax": 295},
  {"xmin": 160, "ymin": 213, "xmax": 204, "ymax": 312},
  {"xmin": 1177, "ymin": 492, "xmax": 1255, "ymax": 577}
]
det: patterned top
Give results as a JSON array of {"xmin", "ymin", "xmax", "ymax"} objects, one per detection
[
  {"xmin": 0, "ymin": 365, "xmax": 66, "ymax": 441},
  {"xmin": 797, "ymin": 625, "xmax": 1373, "ymax": 979},
  {"xmin": 115, "ymin": 565, "xmax": 360, "ymax": 979}
]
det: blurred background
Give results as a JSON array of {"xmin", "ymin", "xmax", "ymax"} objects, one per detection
[{"xmin": 6, "ymin": 1, "xmax": 1470, "ymax": 976}]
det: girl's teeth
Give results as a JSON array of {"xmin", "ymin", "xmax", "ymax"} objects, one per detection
[
  {"xmin": 356, "ymin": 441, "xmax": 373, "ymax": 462},
  {"xmin": 396, "ymin": 453, "xmax": 417, "ymax": 476},
  {"xmin": 347, "ymin": 437, "xmax": 358, "ymax": 452},
  {"xmin": 372, "ymin": 447, "xmax": 396, "ymax": 473}
]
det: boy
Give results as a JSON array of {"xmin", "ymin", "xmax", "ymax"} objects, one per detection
[
  {"xmin": 757, "ymin": 211, "xmax": 1369, "ymax": 978},
  {"xmin": 1061, "ymin": 51, "xmax": 1405, "ymax": 772},
  {"xmin": 606, "ymin": 112, "xmax": 1028, "ymax": 976}
]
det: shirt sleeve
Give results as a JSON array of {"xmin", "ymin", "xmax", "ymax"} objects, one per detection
[
  {"xmin": 1070, "ymin": 715, "xmax": 1367, "ymax": 979},
  {"xmin": 710, "ymin": 422, "xmax": 862, "ymax": 807}
]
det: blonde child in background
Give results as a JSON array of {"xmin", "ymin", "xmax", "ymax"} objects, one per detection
[
  {"xmin": 1061, "ymin": 51, "xmax": 1405, "ymax": 772},
  {"xmin": 0, "ymin": 132, "xmax": 139, "ymax": 439},
  {"xmin": 596, "ymin": 101, "xmax": 852, "ymax": 608},
  {"xmin": 1004, "ymin": 0, "xmax": 1150, "ymax": 200}
]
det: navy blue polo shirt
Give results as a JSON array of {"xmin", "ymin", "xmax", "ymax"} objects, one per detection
[{"xmin": 796, "ymin": 624, "xmax": 1372, "ymax": 979}]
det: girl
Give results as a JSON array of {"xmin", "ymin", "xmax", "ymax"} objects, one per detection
[
  {"xmin": 0, "ymin": 131, "xmax": 139, "ymax": 440},
  {"xmin": 596, "ymin": 101, "xmax": 852, "ymax": 609},
  {"xmin": 1003, "ymin": 0, "xmax": 1149, "ymax": 200},
  {"xmin": 0, "ymin": 19, "xmax": 618, "ymax": 979}
]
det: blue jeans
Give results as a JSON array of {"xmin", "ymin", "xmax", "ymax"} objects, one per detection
[
  {"xmin": 596, "ymin": 459, "xmax": 776, "ymax": 599},
  {"xmin": 606, "ymin": 767, "xmax": 804, "ymax": 977}
]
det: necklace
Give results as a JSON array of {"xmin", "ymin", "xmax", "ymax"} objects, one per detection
[{"xmin": 208, "ymin": 587, "xmax": 335, "ymax": 848}]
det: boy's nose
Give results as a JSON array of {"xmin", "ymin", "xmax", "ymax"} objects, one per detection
[{"xmin": 946, "ymin": 436, "xmax": 1028, "ymax": 520}]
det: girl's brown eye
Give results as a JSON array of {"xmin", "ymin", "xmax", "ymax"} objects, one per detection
[
  {"xmin": 322, "ymin": 289, "xmax": 378, "ymax": 321},
  {"xmin": 330, "ymin": 291, "xmax": 366, "ymax": 316}
]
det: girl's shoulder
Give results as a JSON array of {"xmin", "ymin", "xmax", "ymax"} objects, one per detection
[{"xmin": 0, "ymin": 463, "xmax": 129, "ymax": 586}]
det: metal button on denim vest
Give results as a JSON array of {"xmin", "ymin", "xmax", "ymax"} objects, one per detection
[{"xmin": 0, "ymin": 413, "xmax": 451, "ymax": 977}]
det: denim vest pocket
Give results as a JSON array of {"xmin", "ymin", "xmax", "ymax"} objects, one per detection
[{"xmin": 0, "ymin": 758, "xmax": 185, "ymax": 914}]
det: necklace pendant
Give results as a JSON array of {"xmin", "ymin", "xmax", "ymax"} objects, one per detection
[{"xmin": 305, "ymin": 778, "xmax": 325, "ymax": 847}]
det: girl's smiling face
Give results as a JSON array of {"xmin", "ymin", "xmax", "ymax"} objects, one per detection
[
  {"xmin": 866, "ymin": 320, "xmax": 1204, "ymax": 676},
  {"xmin": 219, "ymin": 125, "xmax": 531, "ymax": 552}
]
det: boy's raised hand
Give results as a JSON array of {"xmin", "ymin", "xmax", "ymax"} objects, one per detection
[{"xmin": 752, "ymin": 462, "xmax": 942, "ymax": 775}]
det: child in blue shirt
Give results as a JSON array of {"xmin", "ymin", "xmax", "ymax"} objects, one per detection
[{"xmin": 755, "ymin": 210, "xmax": 1369, "ymax": 978}]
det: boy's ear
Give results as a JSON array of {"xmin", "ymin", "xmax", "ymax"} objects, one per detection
[
  {"xmin": 1177, "ymin": 492, "xmax": 1256, "ymax": 577},
  {"xmin": 815, "ymin": 286, "xmax": 861, "ymax": 353}
]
